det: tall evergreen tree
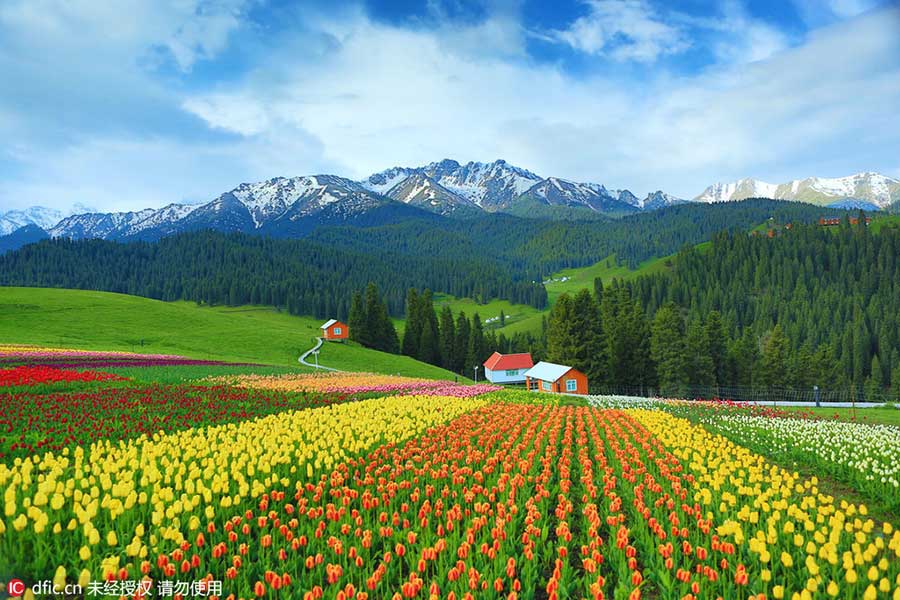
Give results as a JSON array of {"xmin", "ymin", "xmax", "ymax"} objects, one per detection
[
  {"xmin": 417, "ymin": 290, "xmax": 441, "ymax": 365},
  {"xmin": 865, "ymin": 354, "xmax": 883, "ymax": 401},
  {"xmin": 685, "ymin": 319, "xmax": 715, "ymax": 387},
  {"xmin": 593, "ymin": 277, "xmax": 604, "ymax": 302},
  {"xmin": 570, "ymin": 288, "xmax": 604, "ymax": 388},
  {"xmin": 364, "ymin": 283, "xmax": 384, "ymax": 350},
  {"xmin": 347, "ymin": 291, "xmax": 366, "ymax": 346},
  {"xmin": 547, "ymin": 293, "xmax": 577, "ymax": 366},
  {"xmin": 626, "ymin": 300, "xmax": 654, "ymax": 392},
  {"xmin": 453, "ymin": 312, "xmax": 471, "ymax": 374},
  {"xmin": 811, "ymin": 343, "xmax": 841, "ymax": 391},
  {"xmin": 759, "ymin": 325, "xmax": 790, "ymax": 389},
  {"xmin": 374, "ymin": 298, "xmax": 400, "ymax": 354},
  {"xmin": 466, "ymin": 313, "xmax": 485, "ymax": 378},
  {"xmin": 650, "ymin": 303, "xmax": 688, "ymax": 397},
  {"xmin": 401, "ymin": 288, "xmax": 421, "ymax": 358},
  {"xmin": 705, "ymin": 311, "xmax": 727, "ymax": 387},
  {"xmin": 439, "ymin": 305, "xmax": 456, "ymax": 371}
]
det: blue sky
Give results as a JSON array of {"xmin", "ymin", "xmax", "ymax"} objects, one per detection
[{"xmin": 1, "ymin": 0, "xmax": 898, "ymax": 212}]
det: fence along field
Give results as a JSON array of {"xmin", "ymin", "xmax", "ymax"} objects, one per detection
[{"xmin": 1, "ymin": 347, "xmax": 899, "ymax": 600}]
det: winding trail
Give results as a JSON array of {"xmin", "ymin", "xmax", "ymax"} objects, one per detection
[{"xmin": 298, "ymin": 337, "xmax": 339, "ymax": 372}]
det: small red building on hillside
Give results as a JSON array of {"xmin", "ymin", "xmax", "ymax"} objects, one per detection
[{"xmin": 321, "ymin": 319, "xmax": 349, "ymax": 341}]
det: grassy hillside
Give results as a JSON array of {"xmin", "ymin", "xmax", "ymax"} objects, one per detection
[
  {"xmin": 486, "ymin": 252, "xmax": 684, "ymax": 336},
  {"xmin": 0, "ymin": 287, "xmax": 463, "ymax": 380},
  {"xmin": 870, "ymin": 214, "xmax": 900, "ymax": 233}
]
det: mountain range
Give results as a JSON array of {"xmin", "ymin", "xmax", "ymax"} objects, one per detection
[
  {"xmin": 695, "ymin": 172, "xmax": 900, "ymax": 209},
  {"xmin": 1, "ymin": 162, "xmax": 896, "ymax": 245}
]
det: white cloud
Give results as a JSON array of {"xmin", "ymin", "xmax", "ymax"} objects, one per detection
[
  {"xmin": 549, "ymin": 0, "xmax": 689, "ymax": 62},
  {"xmin": 791, "ymin": 0, "xmax": 884, "ymax": 25},
  {"xmin": 703, "ymin": 1, "xmax": 791, "ymax": 64},
  {"xmin": 0, "ymin": 0, "xmax": 251, "ymax": 72},
  {"xmin": 1, "ymin": 0, "xmax": 898, "ymax": 212},
  {"xmin": 181, "ymin": 6, "xmax": 900, "ymax": 198}
]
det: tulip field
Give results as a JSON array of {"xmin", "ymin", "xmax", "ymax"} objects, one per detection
[{"xmin": 2, "ymin": 348, "xmax": 900, "ymax": 599}]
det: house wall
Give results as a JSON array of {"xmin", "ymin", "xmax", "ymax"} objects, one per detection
[
  {"xmin": 526, "ymin": 369, "xmax": 588, "ymax": 395},
  {"xmin": 484, "ymin": 367, "xmax": 528, "ymax": 383},
  {"xmin": 323, "ymin": 323, "xmax": 349, "ymax": 340}
]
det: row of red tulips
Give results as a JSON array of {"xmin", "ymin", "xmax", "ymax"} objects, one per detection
[
  {"xmin": 0, "ymin": 365, "xmax": 125, "ymax": 387},
  {"xmin": 0, "ymin": 384, "xmax": 355, "ymax": 460}
]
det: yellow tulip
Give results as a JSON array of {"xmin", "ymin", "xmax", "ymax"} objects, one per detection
[{"xmin": 53, "ymin": 566, "xmax": 66, "ymax": 590}]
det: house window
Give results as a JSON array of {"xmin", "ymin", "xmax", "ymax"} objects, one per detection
[
  {"xmin": 333, "ymin": 327, "xmax": 342, "ymax": 335},
  {"xmin": 566, "ymin": 379, "xmax": 577, "ymax": 392},
  {"xmin": 506, "ymin": 369, "xmax": 519, "ymax": 376},
  {"xmin": 542, "ymin": 380, "xmax": 552, "ymax": 391}
]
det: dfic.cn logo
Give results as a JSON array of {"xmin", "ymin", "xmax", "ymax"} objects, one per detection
[{"xmin": 7, "ymin": 579, "xmax": 26, "ymax": 597}]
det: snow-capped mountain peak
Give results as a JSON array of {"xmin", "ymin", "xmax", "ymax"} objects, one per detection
[
  {"xmin": 695, "ymin": 172, "xmax": 900, "ymax": 208},
  {"xmin": 695, "ymin": 178, "xmax": 778, "ymax": 203},
  {"xmin": 0, "ymin": 206, "xmax": 83, "ymax": 235}
]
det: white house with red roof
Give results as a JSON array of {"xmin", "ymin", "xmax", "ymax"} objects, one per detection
[{"xmin": 483, "ymin": 352, "xmax": 534, "ymax": 384}]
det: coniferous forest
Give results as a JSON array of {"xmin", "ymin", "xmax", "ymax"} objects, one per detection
[
  {"xmin": 0, "ymin": 231, "xmax": 547, "ymax": 318},
  {"xmin": 541, "ymin": 218, "xmax": 900, "ymax": 400}
]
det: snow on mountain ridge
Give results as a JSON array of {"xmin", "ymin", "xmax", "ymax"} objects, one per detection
[
  {"xmin": 695, "ymin": 172, "xmax": 899, "ymax": 208},
  {"xmin": 0, "ymin": 205, "xmax": 89, "ymax": 235}
]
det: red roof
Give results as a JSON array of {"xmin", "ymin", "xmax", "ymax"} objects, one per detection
[{"xmin": 483, "ymin": 352, "xmax": 534, "ymax": 371}]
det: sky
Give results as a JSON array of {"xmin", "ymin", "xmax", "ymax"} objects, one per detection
[{"xmin": 1, "ymin": 0, "xmax": 899, "ymax": 212}]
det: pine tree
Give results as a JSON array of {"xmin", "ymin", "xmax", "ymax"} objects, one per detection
[
  {"xmin": 650, "ymin": 304, "xmax": 688, "ymax": 397},
  {"xmin": 685, "ymin": 319, "xmax": 715, "ymax": 388},
  {"xmin": 865, "ymin": 354, "xmax": 883, "ymax": 401},
  {"xmin": 467, "ymin": 313, "xmax": 485, "ymax": 378},
  {"xmin": 593, "ymin": 277, "xmax": 604, "ymax": 302},
  {"xmin": 704, "ymin": 311, "xmax": 727, "ymax": 387},
  {"xmin": 812, "ymin": 343, "xmax": 840, "ymax": 392},
  {"xmin": 454, "ymin": 312, "xmax": 470, "ymax": 374},
  {"xmin": 627, "ymin": 300, "xmax": 654, "ymax": 392},
  {"xmin": 419, "ymin": 323, "xmax": 440, "ymax": 366},
  {"xmin": 401, "ymin": 288, "xmax": 421, "ymax": 358},
  {"xmin": 439, "ymin": 305, "xmax": 456, "ymax": 371},
  {"xmin": 417, "ymin": 290, "xmax": 441, "ymax": 365},
  {"xmin": 759, "ymin": 325, "xmax": 789, "ymax": 389},
  {"xmin": 571, "ymin": 288, "xmax": 604, "ymax": 389},
  {"xmin": 364, "ymin": 283, "xmax": 384, "ymax": 350},
  {"xmin": 789, "ymin": 343, "xmax": 815, "ymax": 390},
  {"xmin": 375, "ymin": 299, "xmax": 400, "ymax": 354},
  {"xmin": 499, "ymin": 309, "xmax": 506, "ymax": 327},
  {"xmin": 348, "ymin": 291, "xmax": 365, "ymax": 345},
  {"xmin": 547, "ymin": 293, "xmax": 577, "ymax": 365}
]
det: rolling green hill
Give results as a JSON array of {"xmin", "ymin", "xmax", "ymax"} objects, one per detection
[
  {"xmin": 0, "ymin": 287, "xmax": 464, "ymax": 380},
  {"xmin": 476, "ymin": 251, "xmax": 688, "ymax": 337},
  {"xmin": 390, "ymin": 251, "xmax": 692, "ymax": 339}
]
